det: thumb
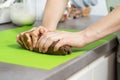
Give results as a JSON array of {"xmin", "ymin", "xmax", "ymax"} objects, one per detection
[{"xmin": 39, "ymin": 26, "xmax": 48, "ymax": 34}]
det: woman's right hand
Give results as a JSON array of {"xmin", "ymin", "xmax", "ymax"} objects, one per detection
[{"xmin": 16, "ymin": 26, "xmax": 48, "ymax": 51}]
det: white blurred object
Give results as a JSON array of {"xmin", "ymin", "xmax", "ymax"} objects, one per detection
[
  {"xmin": 10, "ymin": 0, "xmax": 36, "ymax": 26},
  {"xmin": 36, "ymin": 0, "xmax": 47, "ymax": 20},
  {"xmin": 0, "ymin": 0, "xmax": 15, "ymax": 24},
  {"xmin": 71, "ymin": 0, "xmax": 98, "ymax": 8},
  {"xmin": 0, "ymin": 8, "xmax": 11, "ymax": 24},
  {"xmin": 83, "ymin": 0, "xmax": 98, "ymax": 6},
  {"xmin": 90, "ymin": 0, "xmax": 108, "ymax": 16},
  {"xmin": 23, "ymin": 0, "xmax": 36, "ymax": 17},
  {"xmin": 0, "ymin": 0, "xmax": 15, "ymax": 8},
  {"xmin": 90, "ymin": 0, "xmax": 98, "ymax": 6}
]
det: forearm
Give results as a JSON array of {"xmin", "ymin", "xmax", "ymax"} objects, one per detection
[
  {"xmin": 82, "ymin": 6, "xmax": 120, "ymax": 44},
  {"xmin": 42, "ymin": 0, "xmax": 68, "ymax": 31}
]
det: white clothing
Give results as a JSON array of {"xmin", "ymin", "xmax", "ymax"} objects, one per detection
[{"xmin": 71, "ymin": 0, "xmax": 98, "ymax": 8}]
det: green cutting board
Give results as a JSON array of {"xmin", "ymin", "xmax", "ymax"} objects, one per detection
[{"xmin": 0, "ymin": 26, "xmax": 116, "ymax": 70}]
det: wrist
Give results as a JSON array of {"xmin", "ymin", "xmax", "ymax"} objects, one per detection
[
  {"xmin": 45, "ymin": 26, "xmax": 56, "ymax": 31},
  {"xmin": 42, "ymin": 22, "xmax": 57, "ymax": 31},
  {"xmin": 42, "ymin": 25, "xmax": 57, "ymax": 31},
  {"xmin": 77, "ymin": 29, "xmax": 98, "ymax": 45},
  {"xmin": 76, "ymin": 31, "xmax": 90, "ymax": 47},
  {"xmin": 81, "ymin": 29, "xmax": 100, "ymax": 44},
  {"xmin": 39, "ymin": 25, "xmax": 56, "ymax": 32}
]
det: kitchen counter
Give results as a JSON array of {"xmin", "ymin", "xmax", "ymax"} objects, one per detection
[{"xmin": 0, "ymin": 15, "xmax": 118, "ymax": 80}]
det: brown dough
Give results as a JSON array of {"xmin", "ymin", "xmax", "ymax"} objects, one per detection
[
  {"xmin": 34, "ymin": 41, "xmax": 72, "ymax": 55},
  {"xmin": 82, "ymin": 7, "xmax": 91, "ymax": 17},
  {"xmin": 18, "ymin": 33, "xmax": 72, "ymax": 55}
]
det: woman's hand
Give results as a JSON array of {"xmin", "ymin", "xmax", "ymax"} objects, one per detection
[
  {"xmin": 16, "ymin": 26, "xmax": 48, "ymax": 50},
  {"xmin": 36, "ymin": 30, "xmax": 88, "ymax": 53}
]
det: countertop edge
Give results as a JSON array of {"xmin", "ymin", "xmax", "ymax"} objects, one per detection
[{"xmin": 43, "ymin": 38, "xmax": 118, "ymax": 80}]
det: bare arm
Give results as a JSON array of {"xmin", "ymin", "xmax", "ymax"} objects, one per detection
[
  {"xmin": 16, "ymin": 0, "xmax": 68, "ymax": 50},
  {"xmin": 42, "ymin": 0, "xmax": 68, "ymax": 31},
  {"xmin": 83, "ymin": 6, "xmax": 120, "ymax": 44},
  {"xmin": 17, "ymin": 3, "xmax": 120, "ymax": 52},
  {"xmin": 36, "ymin": 6, "xmax": 120, "ymax": 53}
]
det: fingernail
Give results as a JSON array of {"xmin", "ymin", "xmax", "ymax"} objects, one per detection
[
  {"xmin": 33, "ymin": 44, "xmax": 35, "ymax": 48},
  {"xmin": 54, "ymin": 48, "xmax": 58, "ymax": 52},
  {"xmin": 43, "ymin": 50, "xmax": 47, "ymax": 53},
  {"xmin": 54, "ymin": 48, "xmax": 56, "ymax": 52},
  {"xmin": 30, "ymin": 47, "xmax": 33, "ymax": 51},
  {"xmin": 36, "ymin": 44, "xmax": 38, "ymax": 48},
  {"xmin": 39, "ymin": 48, "xmax": 42, "ymax": 53},
  {"xmin": 42, "ymin": 48, "xmax": 46, "ymax": 53}
]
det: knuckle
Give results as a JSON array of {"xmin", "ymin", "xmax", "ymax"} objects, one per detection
[
  {"xmin": 16, "ymin": 40, "xmax": 20, "ymax": 43},
  {"xmin": 40, "ymin": 27, "xmax": 44, "ymax": 29},
  {"xmin": 17, "ymin": 34, "xmax": 19, "ymax": 36},
  {"xmin": 21, "ymin": 32, "xmax": 25, "ymax": 35},
  {"xmin": 48, "ymin": 37, "xmax": 57, "ymax": 42},
  {"xmin": 66, "ymin": 40, "xmax": 71, "ymax": 44},
  {"xmin": 31, "ymin": 32, "xmax": 37, "ymax": 37},
  {"xmin": 48, "ymin": 37, "xmax": 54, "ymax": 41},
  {"xmin": 38, "ymin": 39, "xmax": 41, "ymax": 42},
  {"xmin": 16, "ymin": 35, "xmax": 20, "ymax": 38},
  {"xmin": 32, "ymin": 29, "xmax": 37, "ymax": 33},
  {"xmin": 27, "ymin": 39, "xmax": 31, "ymax": 42},
  {"xmin": 55, "ymin": 44, "xmax": 60, "ymax": 51},
  {"xmin": 116, "ymin": 6, "xmax": 120, "ymax": 9},
  {"xmin": 25, "ymin": 33, "xmax": 29, "ymax": 36},
  {"xmin": 60, "ymin": 40, "xmax": 66, "ymax": 44},
  {"xmin": 56, "ymin": 43, "xmax": 61, "ymax": 47},
  {"xmin": 43, "ymin": 34, "xmax": 48, "ymax": 37}
]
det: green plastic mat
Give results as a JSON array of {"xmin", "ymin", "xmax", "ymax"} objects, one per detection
[{"xmin": 0, "ymin": 26, "xmax": 116, "ymax": 70}]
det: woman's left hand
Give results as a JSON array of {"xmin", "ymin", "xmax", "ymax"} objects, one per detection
[
  {"xmin": 36, "ymin": 30, "xmax": 88, "ymax": 53},
  {"xmin": 16, "ymin": 26, "xmax": 48, "ymax": 50}
]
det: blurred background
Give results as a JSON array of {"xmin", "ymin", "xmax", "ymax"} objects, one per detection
[
  {"xmin": 35, "ymin": 0, "xmax": 108, "ymax": 20},
  {"xmin": 0, "ymin": 0, "xmax": 117, "ymax": 26}
]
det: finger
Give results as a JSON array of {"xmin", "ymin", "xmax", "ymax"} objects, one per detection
[
  {"xmin": 16, "ymin": 35, "xmax": 25, "ymax": 48},
  {"xmin": 42, "ymin": 40, "xmax": 53, "ymax": 53},
  {"xmin": 39, "ymin": 33, "xmax": 61, "ymax": 52},
  {"xmin": 16, "ymin": 34, "xmax": 23, "ymax": 45},
  {"xmin": 36, "ymin": 35, "xmax": 45, "ymax": 52},
  {"xmin": 37, "ymin": 34, "xmax": 50, "ymax": 52},
  {"xmin": 22, "ymin": 28, "xmax": 40, "ymax": 49},
  {"xmin": 42, "ymin": 32, "xmax": 60, "ymax": 39},
  {"xmin": 42, "ymin": 37, "xmax": 60, "ymax": 53},
  {"xmin": 36, "ymin": 34, "xmax": 42, "ymax": 49},
  {"xmin": 20, "ymin": 33, "xmax": 29, "ymax": 49},
  {"xmin": 30, "ymin": 31, "xmax": 39, "ymax": 48},
  {"xmin": 39, "ymin": 27, "xmax": 48, "ymax": 34},
  {"xmin": 31, "ymin": 34, "xmax": 38, "ymax": 48},
  {"xmin": 25, "ymin": 33, "xmax": 33, "ymax": 50},
  {"xmin": 36, "ymin": 40, "xmax": 39, "ymax": 49},
  {"xmin": 37, "ymin": 32, "xmax": 60, "ymax": 52},
  {"xmin": 28, "ymin": 27, "xmax": 37, "ymax": 32},
  {"xmin": 54, "ymin": 40, "xmax": 67, "ymax": 52},
  {"xmin": 38, "ymin": 38, "xmax": 47, "ymax": 53}
]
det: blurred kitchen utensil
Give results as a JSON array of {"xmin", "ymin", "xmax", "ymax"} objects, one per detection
[
  {"xmin": 90, "ymin": 0, "xmax": 98, "ymax": 6},
  {"xmin": 67, "ymin": 0, "xmax": 97, "ymax": 19},
  {"xmin": 0, "ymin": 8, "xmax": 11, "ymax": 24},
  {"xmin": 0, "ymin": 0, "xmax": 15, "ymax": 24},
  {"xmin": 10, "ymin": 0, "xmax": 36, "ymax": 26},
  {"xmin": 71, "ymin": 0, "xmax": 97, "ymax": 8},
  {"xmin": 106, "ymin": 0, "xmax": 120, "ymax": 12},
  {"xmin": 71, "ymin": 0, "xmax": 85, "ymax": 8},
  {"xmin": 35, "ymin": 0, "xmax": 47, "ymax": 20},
  {"xmin": 83, "ymin": 0, "xmax": 98, "ymax": 7}
]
